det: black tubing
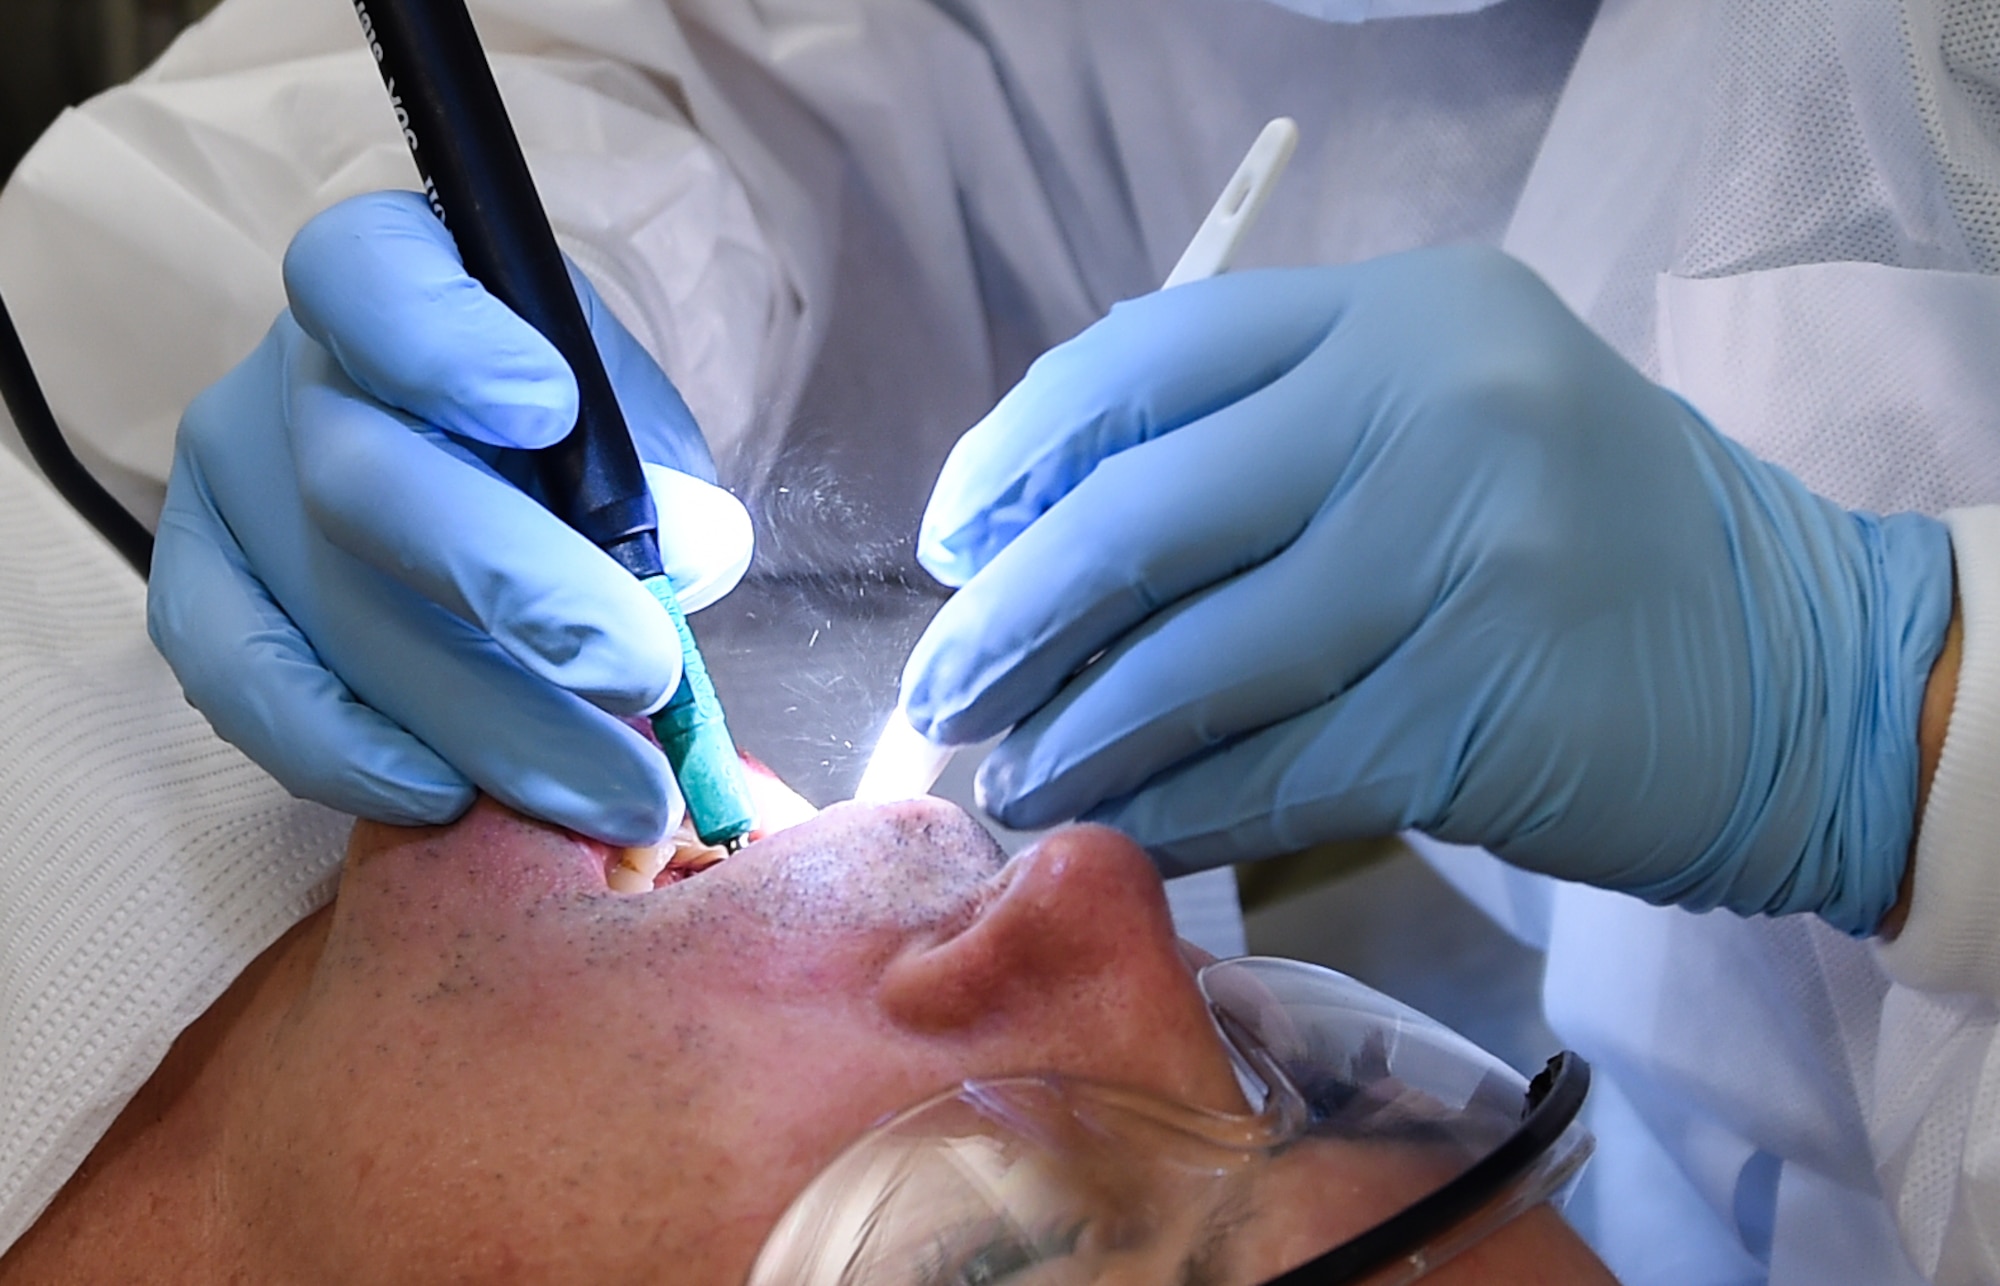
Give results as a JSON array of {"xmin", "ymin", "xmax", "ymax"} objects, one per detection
[{"xmin": 0, "ymin": 288, "xmax": 152, "ymax": 577}]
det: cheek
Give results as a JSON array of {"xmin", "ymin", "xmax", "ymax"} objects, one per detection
[
  {"xmin": 535, "ymin": 994, "xmax": 985, "ymax": 1280},
  {"xmin": 339, "ymin": 804, "xmax": 604, "ymax": 947},
  {"xmin": 251, "ymin": 916, "xmax": 977, "ymax": 1283}
]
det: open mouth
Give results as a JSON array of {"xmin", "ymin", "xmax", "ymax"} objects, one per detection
[{"xmin": 606, "ymin": 752, "xmax": 821, "ymax": 893}]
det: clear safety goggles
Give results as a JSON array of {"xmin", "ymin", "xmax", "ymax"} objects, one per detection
[{"xmin": 747, "ymin": 957, "xmax": 1592, "ymax": 1286}]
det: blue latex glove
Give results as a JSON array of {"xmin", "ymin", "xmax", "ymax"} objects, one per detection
[
  {"xmin": 904, "ymin": 247, "xmax": 1954, "ymax": 934},
  {"xmin": 149, "ymin": 190, "xmax": 753, "ymax": 845}
]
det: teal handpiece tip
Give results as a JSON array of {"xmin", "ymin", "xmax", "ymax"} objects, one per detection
[{"xmin": 642, "ymin": 576, "xmax": 757, "ymax": 848}]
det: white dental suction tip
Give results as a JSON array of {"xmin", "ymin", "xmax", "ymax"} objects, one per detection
[
  {"xmin": 863, "ymin": 118, "xmax": 1298, "ymax": 808},
  {"xmin": 1162, "ymin": 116, "xmax": 1297, "ymax": 288},
  {"xmin": 855, "ymin": 712, "xmax": 955, "ymax": 802}
]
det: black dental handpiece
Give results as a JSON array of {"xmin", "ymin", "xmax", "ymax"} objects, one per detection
[{"xmin": 348, "ymin": 0, "xmax": 756, "ymax": 847}]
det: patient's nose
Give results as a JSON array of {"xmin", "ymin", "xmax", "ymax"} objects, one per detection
[{"xmin": 874, "ymin": 824, "xmax": 1238, "ymax": 1099}]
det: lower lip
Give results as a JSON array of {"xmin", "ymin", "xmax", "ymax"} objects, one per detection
[{"xmin": 599, "ymin": 754, "xmax": 823, "ymax": 894}]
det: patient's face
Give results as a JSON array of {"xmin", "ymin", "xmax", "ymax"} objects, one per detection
[
  {"xmin": 217, "ymin": 796, "xmax": 1606, "ymax": 1285},
  {"xmin": 233, "ymin": 797, "xmax": 1252, "ymax": 1283}
]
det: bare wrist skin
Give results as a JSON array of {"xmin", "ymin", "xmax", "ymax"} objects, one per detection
[{"xmin": 1881, "ymin": 592, "xmax": 1964, "ymax": 939}]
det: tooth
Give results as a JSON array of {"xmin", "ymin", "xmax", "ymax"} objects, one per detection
[
  {"xmin": 668, "ymin": 840, "xmax": 730, "ymax": 873},
  {"xmin": 609, "ymin": 844, "xmax": 669, "ymax": 893},
  {"xmin": 606, "ymin": 866, "xmax": 652, "ymax": 894}
]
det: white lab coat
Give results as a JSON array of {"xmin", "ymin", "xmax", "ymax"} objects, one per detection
[
  {"xmin": 1, "ymin": 0, "xmax": 1998, "ymax": 1281},
  {"xmin": 1442, "ymin": 2, "xmax": 2000, "ymax": 1281}
]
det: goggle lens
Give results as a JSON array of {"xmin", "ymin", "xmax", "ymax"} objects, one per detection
[{"xmin": 747, "ymin": 959, "xmax": 1591, "ymax": 1286}]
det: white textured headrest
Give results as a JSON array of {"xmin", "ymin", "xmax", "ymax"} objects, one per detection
[{"xmin": 0, "ymin": 444, "xmax": 349, "ymax": 1255}]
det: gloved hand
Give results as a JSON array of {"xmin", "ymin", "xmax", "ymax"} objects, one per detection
[
  {"xmin": 149, "ymin": 190, "xmax": 752, "ymax": 846},
  {"xmin": 904, "ymin": 246, "xmax": 1954, "ymax": 934}
]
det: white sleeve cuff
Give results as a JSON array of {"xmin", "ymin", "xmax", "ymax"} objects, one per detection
[{"xmin": 1875, "ymin": 506, "xmax": 2000, "ymax": 998}]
